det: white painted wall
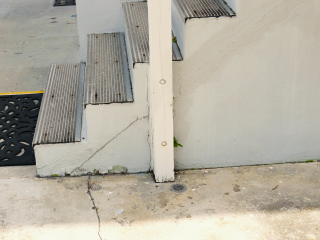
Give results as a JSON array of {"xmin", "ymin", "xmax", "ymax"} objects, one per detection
[
  {"xmin": 173, "ymin": 0, "xmax": 320, "ymax": 169},
  {"xmin": 76, "ymin": 0, "xmax": 140, "ymax": 61}
]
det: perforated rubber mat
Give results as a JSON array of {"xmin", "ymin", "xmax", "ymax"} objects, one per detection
[{"xmin": 0, "ymin": 94, "xmax": 43, "ymax": 166}]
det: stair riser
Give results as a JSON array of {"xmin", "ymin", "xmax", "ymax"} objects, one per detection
[
  {"xmin": 35, "ymin": 116, "xmax": 150, "ymax": 176},
  {"xmin": 86, "ymin": 65, "xmax": 148, "ymax": 144},
  {"xmin": 172, "ymin": 0, "xmax": 186, "ymax": 57}
]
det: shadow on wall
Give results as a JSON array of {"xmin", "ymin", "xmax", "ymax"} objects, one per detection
[{"xmin": 224, "ymin": 0, "xmax": 237, "ymax": 13}]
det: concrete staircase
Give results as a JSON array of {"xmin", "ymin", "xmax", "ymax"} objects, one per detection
[{"xmin": 33, "ymin": 0, "xmax": 235, "ymax": 177}]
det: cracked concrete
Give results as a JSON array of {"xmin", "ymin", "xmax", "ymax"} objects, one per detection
[
  {"xmin": 87, "ymin": 176, "xmax": 102, "ymax": 240},
  {"xmin": 1, "ymin": 162, "xmax": 320, "ymax": 239},
  {"xmin": 69, "ymin": 115, "xmax": 148, "ymax": 176},
  {"xmin": 0, "ymin": 166, "xmax": 99, "ymax": 240}
]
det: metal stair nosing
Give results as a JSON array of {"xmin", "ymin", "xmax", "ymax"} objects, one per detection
[
  {"xmin": 84, "ymin": 32, "xmax": 133, "ymax": 105},
  {"xmin": 124, "ymin": 16, "xmax": 135, "ymax": 89},
  {"xmin": 33, "ymin": 63, "xmax": 84, "ymax": 146},
  {"xmin": 173, "ymin": 0, "xmax": 236, "ymax": 21}
]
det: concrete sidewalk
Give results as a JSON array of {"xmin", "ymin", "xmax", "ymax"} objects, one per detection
[
  {"xmin": 0, "ymin": 0, "xmax": 79, "ymax": 93},
  {"xmin": 1, "ymin": 162, "xmax": 319, "ymax": 240}
]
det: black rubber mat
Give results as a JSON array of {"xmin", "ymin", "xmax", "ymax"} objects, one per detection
[
  {"xmin": 53, "ymin": 0, "xmax": 76, "ymax": 6},
  {"xmin": 0, "ymin": 94, "xmax": 43, "ymax": 166}
]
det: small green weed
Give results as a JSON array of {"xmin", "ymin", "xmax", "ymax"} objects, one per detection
[
  {"xmin": 174, "ymin": 137, "xmax": 183, "ymax": 147},
  {"xmin": 172, "ymin": 37, "xmax": 177, "ymax": 43},
  {"xmin": 52, "ymin": 174, "xmax": 58, "ymax": 177},
  {"xmin": 306, "ymin": 160, "xmax": 314, "ymax": 163}
]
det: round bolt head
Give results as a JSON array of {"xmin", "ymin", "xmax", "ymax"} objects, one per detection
[
  {"xmin": 161, "ymin": 141, "xmax": 167, "ymax": 146},
  {"xmin": 159, "ymin": 79, "xmax": 166, "ymax": 84}
]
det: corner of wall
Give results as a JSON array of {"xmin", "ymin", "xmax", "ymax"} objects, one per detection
[{"xmin": 224, "ymin": 0, "xmax": 237, "ymax": 13}]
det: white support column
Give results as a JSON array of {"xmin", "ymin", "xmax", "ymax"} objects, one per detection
[{"xmin": 148, "ymin": 0, "xmax": 175, "ymax": 182}]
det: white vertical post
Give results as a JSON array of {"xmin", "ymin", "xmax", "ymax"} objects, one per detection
[{"xmin": 148, "ymin": 0, "xmax": 174, "ymax": 182}]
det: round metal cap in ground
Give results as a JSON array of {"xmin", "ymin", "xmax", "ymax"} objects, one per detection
[{"xmin": 170, "ymin": 183, "xmax": 187, "ymax": 193}]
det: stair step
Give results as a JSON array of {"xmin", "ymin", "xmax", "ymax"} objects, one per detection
[
  {"xmin": 174, "ymin": 0, "xmax": 235, "ymax": 19},
  {"xmin": 123, "ymin": 1, "xmax": 183, "ymax": 64},
  {"xmin": 84, "ymin": 33, "xmax": 133, "ymax": 105},
  {"xmin": 33, "ymin": 63, "xmax": 82, "ymax": 145}
]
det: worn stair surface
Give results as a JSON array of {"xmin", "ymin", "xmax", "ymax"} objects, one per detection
[
  {"xmin": 174, "ymin": 0, "xmax": 235, "ymax": 19},
  {"xmin": 33, "ymin": 63, "xmax": 82, "ymax": 145},
  {"xmin": 123, "ymin": 1, "xmax": 183, "ymax": 63},
  {"xmin": 84, "ymin": 33, "xmax": 133, "ymax": 105}
]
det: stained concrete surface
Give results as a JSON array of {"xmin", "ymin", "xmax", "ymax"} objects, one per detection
[
  {"xmin": 1, "ymin": 162, "xmax": 320, "ymax": 240},
  {"xmin": 0, "ymin": 0, "xmax": 79, "ymax": 93}
]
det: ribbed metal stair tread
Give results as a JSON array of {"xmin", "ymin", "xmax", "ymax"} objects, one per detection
[
  {"xmin": 123, "ymin": 1, "xmax": 183, "ymax": 64},
  {"xmin": 84, "ymin": 33, "xmax": 133, "ymax": 105},
  {"xmin": 33, "ymin": 63, "xmax": 80, "ymax": 145},
  {"xmin": 174, "ymin": 0, "xmax": 236, "ymax": 19}
]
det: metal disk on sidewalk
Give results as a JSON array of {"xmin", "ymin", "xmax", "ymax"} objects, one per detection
[
  {"xmin": 170, "ymin": 183, "xmax": 187, "ymax": 193},
  {"xmin": 0, "ymin": 93, "xmax": 43, "ymax": 166},
  {"xmin": 53, "ymin": 0, "xmax": 76, "ymax": 7}
]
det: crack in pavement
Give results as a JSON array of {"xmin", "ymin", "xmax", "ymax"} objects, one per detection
[
  {"xmin": 87, "ymin": 176, "xmax": 103, "ymax": 240},
  {"xmin": 70, "ymin": 115, "xmax": 148, "ymax": 175}
]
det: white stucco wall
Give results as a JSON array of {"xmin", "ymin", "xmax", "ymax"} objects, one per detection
[
  {"xmin": 76, "ymin": 0, "xmax": 140, "ymax": 61},
  {"xmin": 173, "ymin": 0, "xmax": 320, "ymax": 169}
]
